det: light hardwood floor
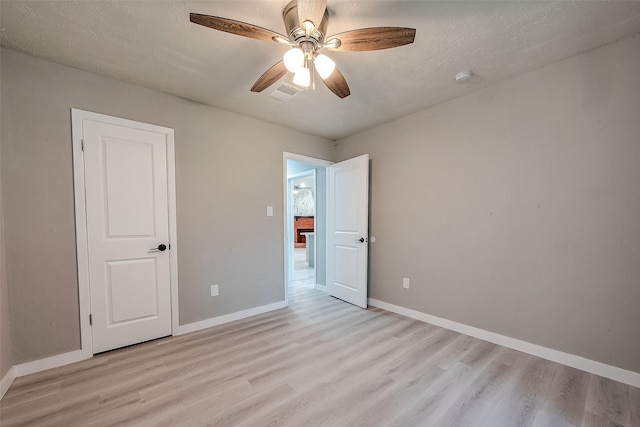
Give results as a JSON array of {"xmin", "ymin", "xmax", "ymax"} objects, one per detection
[{"xmin": 1, "ymin": 276, "xmax": 638, "ymax": 426}]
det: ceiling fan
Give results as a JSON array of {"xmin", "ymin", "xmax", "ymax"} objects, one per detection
[{"xmin": 190, "ymin": 0, "xmax": 416, "ymax": 98}]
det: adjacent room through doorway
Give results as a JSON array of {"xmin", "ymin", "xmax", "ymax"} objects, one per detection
[
  {"xmin": 292, "ymin": 176, "xmax": 315, "ymax": 289},
  {"xmin": 285, "ymin": 155, "xmax": 330, "ymax": 295},
  {"xmin": 288, "ymin": 167, "xmax": 316, "ymax": 288}
]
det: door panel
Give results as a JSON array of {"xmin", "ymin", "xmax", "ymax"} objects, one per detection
[
  {"xmin": 83, "ymin": 119, "xmax": 172, "ymax": 353},
  {"xmin": 334, "ymin": 168, "xmax": 359, "ymax": 231},
  {"xmin": 106, "ymin": 259, "xmax": 158, "ymax": 324},
  {"xmin": 104, "ymin": 139, "xmax": 155, "ymax": 237},
  {"xmin": 334, "ymin": 245, "xmax": 358, "ymax": 291},
  {"xmin": 327, "ymin": 154, "xmax": 369, "ymax": 308}
]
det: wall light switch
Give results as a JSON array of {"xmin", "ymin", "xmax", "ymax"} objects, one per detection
[
  {"xmin": 211, "ymin": 284, "xmax": 219, "ymax": 297},
  {"xmin": 403, "ymin": 278, "xmax": 410, "ymax": 289},
  {"xmin": 266, "ymin": 206, "xmax": 273, "ymax": 217}
]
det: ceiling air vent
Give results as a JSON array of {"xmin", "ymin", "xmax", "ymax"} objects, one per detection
[{"xmin": 267, "ymin": 83, "xmax": 303, "ymax": 102}]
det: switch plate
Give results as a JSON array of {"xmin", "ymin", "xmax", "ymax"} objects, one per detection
[
  {"xmin": 266, "ymin": 206, "xmax": 273, "ymax": 217},
  {"xmin": 403, "ymin": 278, "xmax": 410, "ymax": 289},
  {"xmin": 211, "ymin": 284, "xmax": 219, "ymax": 297}
]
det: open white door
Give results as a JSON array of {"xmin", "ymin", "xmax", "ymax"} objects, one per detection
[
  {"xmin": 79, "ymin": 113, "xmax": 174, "ymax": 353},
  {"xmin": 327, "ymin": 154, "xmax": 369, "ymax": 308}
]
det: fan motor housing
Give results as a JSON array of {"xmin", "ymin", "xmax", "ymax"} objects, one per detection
[{"xmin": 283, "ymin": 0, "xmax": 329, "ymax": 44}]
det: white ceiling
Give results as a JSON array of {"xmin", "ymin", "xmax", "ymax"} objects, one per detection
[{"xmin": 2, "ymin": 1, "xmax": 640, "ymax": 140}]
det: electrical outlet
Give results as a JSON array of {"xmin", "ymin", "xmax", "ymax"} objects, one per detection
[
  {"xmin": 211, "ymin": 284, "xmax": 219, "ymax": 297},
  {"xmin": 266, "ymin": 206, "xmax": 273, "ymax": 217},
  {"xmin": 403, "ymin": 278, "xmax": 410, "ymax": 289}
]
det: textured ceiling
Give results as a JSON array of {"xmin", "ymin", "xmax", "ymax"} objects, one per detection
[{"xmin": 2, "ymin": 1, "xmax": 640, "ymax": 140}]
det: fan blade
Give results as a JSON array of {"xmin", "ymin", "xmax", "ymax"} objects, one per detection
[
  {"xmin": 321, "ymin": 67, "xmax": 350, "ymax": 98},
  {"xmin": 251, "ymin": 61, "xmax": 288, "ymax": 92},
  {"xmin": 190, "ymin": 13, "xmax": 285, "ymax": 42},
  {"xmin": 327, "ymin": 27, "xmax": 416, "ymax": 52},
  {"xmin": 297, "ymin": 0, "xmax": 327, "ymax": 32}
]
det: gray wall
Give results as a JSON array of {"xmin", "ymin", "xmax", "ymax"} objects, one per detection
[
  {"xmin": 0, "ymin": 48, "xmax": 335, "ymax": 364},
  {"xmin": 336, "ymin": 35, "xmax": 640, "ymax": 374},
  {"xmin": 287, "ymin": 160, "xmax": 327, "ymax": 286}
]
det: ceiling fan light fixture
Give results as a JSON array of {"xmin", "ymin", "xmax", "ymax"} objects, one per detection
[
  {"xmin": 293, "ymin": 67, "xmax": 311, "ymax": 87},
  {"xmin": 190, "ymin": 1, "xmax": 416, "ymax": 99},
  {"xmin": 314, "ymin": 54, "xmax": 335, "ymax": 79},
  {"xmin": 284, "ymin": 48, "xmax": 305, "ymax": 72}
]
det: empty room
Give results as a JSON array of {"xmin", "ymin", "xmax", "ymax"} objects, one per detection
[{"xmin": 1, "ymin": 1, "xmax": 639, "ymax": 426}]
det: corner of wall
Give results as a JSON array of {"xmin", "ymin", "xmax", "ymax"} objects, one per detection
[
  {"xmin": 0, "ymin": 120, "xmax": 16, "ymax": 399},
  {"xmin": 0, "ymin": 366, "xmax": 16, "ymax": 400},
  {"xmin": 1, "ymin": 106, "xmax": 16, "ymax": 384}
]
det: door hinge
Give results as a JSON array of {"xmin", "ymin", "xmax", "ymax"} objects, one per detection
[
  {"xmin": 81, "ymin": 140, "xmax": 85, "ymax": 151},
  {"xmin": 89, "ymin": 314, "xmax": 92, "ymax": 325}
]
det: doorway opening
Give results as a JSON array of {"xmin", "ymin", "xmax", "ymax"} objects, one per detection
[
  {"xmin": 290, "ymin": 170, "xmax": 316, "ymax": 288},
  {"xmin": 283, "ymin": 152, "xmax": 370, "ymax": 308},
  {"xmin": 283, "ymin": 153, "xmax": 333, "ymax": 303}
]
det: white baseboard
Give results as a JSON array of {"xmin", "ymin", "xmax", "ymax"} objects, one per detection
[
  {"xmin": 14, "ymin": 349, "xmax": 89, "ymax": 378},
  {"xmin": 174, "ymin": 300, "xmax": 288, "ymax": 336},
  {"xmin": 0, "ymin": 366, "xmax": 16, "ymax": 400},
  {"xmin": 368, "ymin": 298, "xmax": 640, "ymax": 388}
]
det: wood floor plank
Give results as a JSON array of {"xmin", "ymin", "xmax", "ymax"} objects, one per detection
[
  {"xmin": 630, "ymin": 385, "xmax": 640, "ymax": 427},
  {"xmin": 139, "ymin": 379, "xmax": 256, "ymax": 427},
  {"xmin": 1, "ymin": 279, "xmax": 637, "ymax": 427},
  {"xmin": 532, "ymin": 409, "xmax": 579, "ymax": 427},
  {"xmin": 189, "ymin": 382, "xmax": 296, "ymax": 427},
  {"xmin": 338, "ymin": 364, "xmax": 447, "ymax": 426},
  {"xmin": 478, "ymin": 356, "xmax": 558, "ymax": 427},
  {"xmin": 542, "ymin": 364, "xmax": 593, "ymax": 426},
  {"xmin": 585, "ymin": 375, "xmax": 631, "ymax": 426},
  {"xmin": 386, "ymin": 361, "xmax": 479, "ymax": 426},
  {"xmin": 385, "ymin": 330, "xmax": 466, "ymax": 381},
  {"xmin": 581, "ymin": 411, "xmax": 626, "ymax": 427},
  {"xmin": 435, "ymin": 360, "xmax": 514, "ymax": 426}
]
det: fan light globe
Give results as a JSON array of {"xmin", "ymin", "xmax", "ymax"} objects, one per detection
[
  {"xmin": 283, "ymin": 48, "xmax": 304, "ymax": 72},
  {"xmin": 314, "ymin": 54, "xmax": 336, "ymax": 79},
  {"xmin": 293, "ymin": 67, "xmax": 311, "ymax": 87}
]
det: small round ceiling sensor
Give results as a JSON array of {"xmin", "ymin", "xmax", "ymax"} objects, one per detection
[{"xmin": 455, "ymin": 70, "xmax": 473, "ymax": 83}]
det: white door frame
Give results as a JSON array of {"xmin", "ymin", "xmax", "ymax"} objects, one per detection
[
  {"xmin": 72, "ymin": 109, "xmax": 179, "ymax": 358},
  {"xmin": 283, "ymin": 152, "xmax": 332, "ymax": 304}
]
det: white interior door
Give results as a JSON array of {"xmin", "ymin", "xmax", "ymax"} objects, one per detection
[
  {"xmin": 327, "ymin": 154, "xmax": 369, "ymax": 308},
  {"xmin": 82, "ymin": 117, "xmax": 173, "ymax": 353}
]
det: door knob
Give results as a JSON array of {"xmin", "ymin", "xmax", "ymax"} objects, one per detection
[{"xmin": 149, "ymin": 244, "xmax": 167, "ymax": 252}]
